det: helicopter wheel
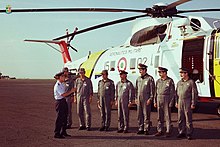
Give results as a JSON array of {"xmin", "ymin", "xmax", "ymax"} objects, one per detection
[{"xmin": 217, "ymin": 104, "xmax": 220, "ymax": 117}]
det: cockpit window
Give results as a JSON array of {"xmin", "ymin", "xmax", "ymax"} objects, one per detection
[{"xmin": 130, "ymin": 24, "xmax": 167, "ymax": 46}]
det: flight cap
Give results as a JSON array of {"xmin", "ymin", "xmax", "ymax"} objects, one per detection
[
  {"xmin": 119, "ymin": 70, "xmax": 128, "ymax": 75},
  {"xmin": 138, "ymin": 63, "xmax": 148, "ymax": 69},
  {"xmin": 54, "ymin": 71, "xmax": 64, "ymax": 79},
  {"xmin": 101, "ymin": 70, "xmax": 108, "ymax": 75},
  {"xmin": 158, "ymin": 66, "xmax": 168, "ymax": 72},
  {"xmin": 179, "ymin": 67, "xmax": 190, "ymax": 73},
  {"xmin": 78, "ymin": 68, "xmax": 85, "ymax": 73},
  {"xmin": 62, "ymin": 67, "xmax": 69, "ymax": 72}
]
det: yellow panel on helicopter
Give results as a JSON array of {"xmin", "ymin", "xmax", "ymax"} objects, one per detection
[
  {"xmin": 214, "ymin": 33, "xmax": 220, "ymax": 97},
  {"xmin": 80, "ymin": 50, "xmax": 106, "ymax": 78}
]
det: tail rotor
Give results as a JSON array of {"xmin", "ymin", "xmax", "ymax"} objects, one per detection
[{"xmin": 66, "ymin": 27, "xmax": 78, "ymax": 52}]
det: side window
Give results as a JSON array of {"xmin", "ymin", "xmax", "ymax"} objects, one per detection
[
  {"xmin": 110, "ymin": 61, "xmax": 115, "ymax": 71},
  {"xmin": 154, "ymin": 56, "xmax": 159, "ymax": 68},
  {"xmin": 130, "ymin": 24, "xmax": 167, "ymax": 46},
  {"xmin": 104, "ymin": 61, "xmax": 110, "ymax": 70},
  {"xmin": 130, "ymin": 58, "xmax": 136, "ymax": 69}
]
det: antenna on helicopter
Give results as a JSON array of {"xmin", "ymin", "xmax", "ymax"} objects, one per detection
[{"xmin": 88, "ymin": 51, "xmax": 91, "ymax": 59}]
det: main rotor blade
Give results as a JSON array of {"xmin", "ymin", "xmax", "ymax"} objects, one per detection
[
  {"xmin": 177, "ymin": 8, "xmax": 220, "ymax": 14},
  {"xmin": 24, "ymin": 39, "xmax": 61, "ymax": 44},
  {"xmin": 53, "ymin": 14, "xmax": 149, "ymax": 40},
  {"xmin": 0, "ymin": 8, "xmax": 146, "ymax": 13},
  {"xmin": 165, "ymin": 0, "xmax": 191, "ymax": 10},
  {"xmin": 172, "ymin": 14, "xmax": 187, "ymax": 18}
]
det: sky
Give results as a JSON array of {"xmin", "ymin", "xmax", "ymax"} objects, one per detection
[{"xmin": 1, "ymin": 0, "xmax": 220, "ymax": 79}]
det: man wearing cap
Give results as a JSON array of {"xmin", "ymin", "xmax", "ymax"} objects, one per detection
[
  {"xmin": 53, "ymin": 72, "xmax": 75, "ymax": 138},
  {"xmin": 136, "ymin": 63, "xmax": 155, "ymax": 135},
  {"xmin": 63, "ymin": 67, "xmax": 76, "ymax": 129},
  {"xmin": 115, "ymin": 70, "xmax": 134, "ymax": 133},
  {"xmin": 154, "ymin": 67, "xmax": 175, "ymax": 137},
  {"xmin": 176, "ymin": 68, "xmax": 198, "ymax": 140},
  {"xmin": 97, "ymin": 70, "xmax": 115, "ymax": 131},
  {"xmin": 74, "ymin": 68, "xmax": 93, "ymax": 131}
]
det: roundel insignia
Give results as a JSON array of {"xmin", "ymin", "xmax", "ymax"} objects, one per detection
[{"xmin": 117, "ymin": 57, "xmax": 127, "ymax": 71}]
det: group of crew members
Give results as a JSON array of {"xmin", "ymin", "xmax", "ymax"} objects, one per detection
[{"xmin": 53, "ymin": 64, "xmax": 198, "ymax": 140}]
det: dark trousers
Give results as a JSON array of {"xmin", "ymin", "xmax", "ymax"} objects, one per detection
[{"xmin": 54, "ymin": 99, "xmax": 68, "ymax": 135}]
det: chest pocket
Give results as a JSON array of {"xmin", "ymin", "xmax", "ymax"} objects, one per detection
[
  {"xmin": 142, "ymin": 80, "xmax": 150, "ymax": 91},
  {"xmin": 178, "ymin": 82, "xmax": 191, "ymax": 97},
  {"xmin": 162, "ymin": 82, "xmax": 170, "ymax": 94},
  {"xmin": 104, "ymin": 83, "xmax": 112, "ymax": 96},
  {"xmin": 77, "ymin": 81, "xmax": 84, "ymax": 93},
  {"xmin": 119, "ymin": 84, "xmax": 127, "ymax": 94},
  {"xmin": 184, "ymin": 83, "xmax": 191, "ymax": 93},
  {"xmin": 105, "ymin": 82, "xmax": 111, "ymax": 90}
]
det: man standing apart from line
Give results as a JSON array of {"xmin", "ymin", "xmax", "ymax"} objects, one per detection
[
  {"xmin": 74, "ymin": 68, "xmax": 93, "ymax": 131},
  {"xmin": 53, "ymin": 71, "xmax": 75, "ymax": 139},
  {"xmin": 97, "ymin": 70, "xmax": 115, "ymax": 131},
  {"xmin": 115, "ymin": 70, "xmax": 134, "ymax": 133},
  {"xmin": 154, "ymin": 67, "xmax": 175, "ymax": 137},
  {"xmin": 176, "ymin": 68, "xmax": 198, "ymax": 140},
  {"xmin": 136, "ymin": 63, "xmax": 155, "ymax": 135}
]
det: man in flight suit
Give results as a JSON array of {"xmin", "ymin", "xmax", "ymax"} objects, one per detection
[
  {"xmin": 115, "ymin": 70, "xmax": 134, "ymax": 133},
  {"xmin": 136, "ymin": 63, "xmax": 155, "ymax": 135},
  {"xmin": 63, "ymin": 67, "xmax": 76, "ymax": 129},
  {"xmin": 154, "ymin": 67, "xmax": 175, "ymax": 137},
  {"xmin": 53, "ymin": 72, "xmax": 75, "ymax": 138},
  {"xmin": 74, "ymin": 68, "xmax": 93, "ymax": 131},
  {"xmin": 176, "ymin": 68, "xmax": 198, "ymax": 140},
  {"xmin": 97, "ymin": 70, "xmax": 115, "ymax": 131}
]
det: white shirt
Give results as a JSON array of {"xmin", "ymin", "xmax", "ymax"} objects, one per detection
[{"xmin": 54, "ymin": 81, "xmax": 66, "ymax": 100}]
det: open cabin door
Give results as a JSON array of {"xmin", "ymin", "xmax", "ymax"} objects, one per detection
[{"xmin": 182, "ymin": 38, "xmax": 204, "ymax": 82}]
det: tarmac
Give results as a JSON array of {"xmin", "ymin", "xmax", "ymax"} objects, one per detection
[{"xmin": 0, "ymin": 79, "xmax": 220, "ymax": 147}]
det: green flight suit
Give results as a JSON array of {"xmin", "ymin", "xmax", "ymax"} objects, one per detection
[
  {"xmin": 75, "ymin": 76, "xmax": 93, "ymax": 128},
  {"xmin": 136, "ymin": 73, "xmax": 155, "ymax": 132},
  {"xmin": 176, "ymin": 78, "xmax": 198, "ymax": 136},
  {"xmin": 98, "ymin": 78, "xmax": 115, "ymax": 128},
  {"xmin": 154, "ymin": 77, "xmax": 175, "ymax": 133},
  {"xmin": 115, "ymin": 80, "xmax": 134, "ymax": 131}
]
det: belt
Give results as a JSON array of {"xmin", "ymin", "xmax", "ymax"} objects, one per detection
[{"xmin": 55, "ymin": 98, "xmax": 65, "ymax": 102}]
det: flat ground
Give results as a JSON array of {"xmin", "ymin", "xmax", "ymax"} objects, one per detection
[{"xmin": 0, "ymin": 79, "xmax": 220, "ymax": 147}]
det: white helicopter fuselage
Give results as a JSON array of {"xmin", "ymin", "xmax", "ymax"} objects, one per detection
[{"xmin": 65, "ymin": 16, "xmax": 220, "ymax": 101}]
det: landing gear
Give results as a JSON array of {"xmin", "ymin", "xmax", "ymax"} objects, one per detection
[{"xmin": 217, "ymin": 104, "xmax": 220, "ymax": 116}]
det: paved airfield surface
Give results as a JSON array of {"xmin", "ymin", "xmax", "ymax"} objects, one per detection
[{"xmin": 0, "ymin": 79, "xmax": 220, "ymax": 147}]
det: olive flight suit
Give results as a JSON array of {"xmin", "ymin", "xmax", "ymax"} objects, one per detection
[
  {"xmin": 75, "ymin": 76, "xmax": 93, "ymax": 128},
  {"xmin": 65, "ymin": 74, "xmax": 76, "ymax": 128},
  {"xmin": 98, "ymin": 78, "xmax": 115, "ymax": 129},
  {"xmin": 176, "ymin": 79, "xmax": 198, "ymax": 136},
  {"xmin": 136, "ymin": 73, "xmax": 155, "ymax": 132},
  {"xmin": 154, "ymin": 77, "xmax": 175, "ymax": 134},
  {"xmin": 115, "ymin": 80, "xmax": 134, "ymax": 131}
]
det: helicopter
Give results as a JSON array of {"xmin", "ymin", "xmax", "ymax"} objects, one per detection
[{"xmin": 1, "ymin": 0, "xmax": 220, "ymax": 115}]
